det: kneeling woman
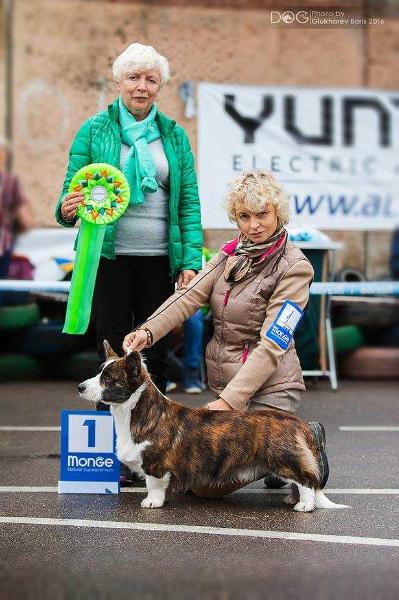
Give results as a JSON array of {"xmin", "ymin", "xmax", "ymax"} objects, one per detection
[{"xmin": 123, "ymin": 170, "xmax": 329, "ymax": 492}]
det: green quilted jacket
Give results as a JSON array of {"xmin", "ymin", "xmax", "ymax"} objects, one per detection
[{"xmin": 55, "ymin": 98, "xmax": 203, "ymax": 278}]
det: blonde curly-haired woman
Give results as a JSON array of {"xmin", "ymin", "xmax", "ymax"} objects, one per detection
[{"xmin": 124, "ymin": 170, "xmax": 329, "ymax": 492}]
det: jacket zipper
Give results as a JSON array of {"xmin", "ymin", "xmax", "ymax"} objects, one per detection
[
  {"xmin": 224, "ymin": 284, "xmax": 249, "ymax": 363},
  {"xmin": 218, "ymin": 284, "xmax": 233, "ymax": 387}
]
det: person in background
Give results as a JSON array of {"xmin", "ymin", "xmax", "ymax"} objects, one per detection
[
  {"xmin": 0, "ymin": 140, "xmax": 33, "ymax": 280},
  {"xmin": 55, "ymin": 43, "xmax": 203, "ymax": 484},
  {"xmin": 182, "ymin": 309, "xmax": 206, "ymax": 393},
  {"xmin": 123, "ymin": 170, "xmax": 329, "ymax": 495},
  {"xmin": 167, "ymin": 308, "xmax": 206, "ymax": 394},
  {"xmin": 390, "ymin": 228, "xmax": 399, "ymax": 280}
]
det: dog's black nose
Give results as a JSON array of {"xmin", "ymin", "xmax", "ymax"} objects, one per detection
[{"xmin": 77, "ymin": 383, "xmax": 86, "ymax": 394}]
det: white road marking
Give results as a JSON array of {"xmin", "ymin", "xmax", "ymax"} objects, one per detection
[
  {"xmin": 0, "ymin": 487, "xmax": 60, "ymax": 493},
  {"xmin": 236, "ymin": 488, "xmax": 399, "ymax": 496},
  {"xmin": 0, "ymin": 516, "xmax": 397, "ymax": 547},
  {"xmin": 339, "ymin": 426, "xmax": 399, "ymax": 432},
  {"xmin": 0, "ymin": 486, "xmax": 398, "ymax": 495},
  {"xmin": 0, "ymin": 426, "xmax": 60, "ymax": 431}
]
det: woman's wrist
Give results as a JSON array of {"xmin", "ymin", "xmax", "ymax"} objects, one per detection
[
  {"xmin": 62, "ymin": 211, "xmax": 75, "ymax": 223},
  {"xmin": 61, "ymin": 200, "xmax": 75, "ymax": 222},
  {"xmin": 137, "ymin": 327, "xmax": 153, "ymax": 348}
]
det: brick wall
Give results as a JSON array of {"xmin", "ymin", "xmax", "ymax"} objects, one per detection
[{"xmin": 3, "ymin": 0, "xmax": 399, "ymax": 277}]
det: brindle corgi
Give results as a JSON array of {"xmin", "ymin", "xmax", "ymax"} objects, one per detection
[{"xmin": 78, "ymin": 341, "xmax": 347, "ymax": 512}]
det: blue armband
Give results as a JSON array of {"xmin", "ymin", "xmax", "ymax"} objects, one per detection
[{"xmin": 265, "ymin": 300, "xmax": 304, "ymax": 350}]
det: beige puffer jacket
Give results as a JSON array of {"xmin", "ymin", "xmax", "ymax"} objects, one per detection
[{"xmin": 144, "ymin": 238, "xmax": 314, "ymax": 411}]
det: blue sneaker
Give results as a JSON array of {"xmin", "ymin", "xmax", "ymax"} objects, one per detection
[
  {"xmin": 182, "ymin": 368, "xmax": 205, "ymax": 394},
  {"xmin": 166, "ymin": 381, "xmax": 177, "ymax": 393}
]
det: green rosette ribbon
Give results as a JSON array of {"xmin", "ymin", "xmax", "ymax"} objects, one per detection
[{"xmin": 63, "ymin": 163, "xmax": 130, "ymax": 334}]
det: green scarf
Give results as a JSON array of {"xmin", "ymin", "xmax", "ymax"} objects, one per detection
[{"xmin": 118, "ymin": 96, "xmax": 161, "ymax": 205}]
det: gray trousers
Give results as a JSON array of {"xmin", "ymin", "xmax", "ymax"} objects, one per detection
[{"xmin": 249, "ymin": 389, "xmax": 302, "ymax": 414}]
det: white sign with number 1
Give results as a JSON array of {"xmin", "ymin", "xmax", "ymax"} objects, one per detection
[{"xmin": 58, "ymin": 410, "xmax": 120, "ymax": 494}]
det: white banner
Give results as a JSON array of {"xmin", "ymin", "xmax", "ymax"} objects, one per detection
[{"xmin": 198, "ymin": 83, "xmax": 399, "ymax": 230}]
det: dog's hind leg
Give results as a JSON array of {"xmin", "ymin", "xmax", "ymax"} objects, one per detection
[
  {"xmin": 141, "ymin": 472, "xmax": 171, "ymax": 509},
  {"xmin": 293, "ymin": 483, "xmax": 316, "ymax": 512}
]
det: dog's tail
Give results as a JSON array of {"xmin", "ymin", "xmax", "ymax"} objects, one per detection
[{"xmin": 315, "ymin": 489, "xmax": 349, "ymax": 509}]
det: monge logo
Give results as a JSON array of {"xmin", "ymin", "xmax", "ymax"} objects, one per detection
[{"xmin": 68, "ymin": 455, "xmax": 114, "ymax": 468}]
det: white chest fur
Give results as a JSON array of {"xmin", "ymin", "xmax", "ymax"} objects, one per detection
[{"xmin": 110, "ymin": 383, "xmax": 150, "ymax": 477}]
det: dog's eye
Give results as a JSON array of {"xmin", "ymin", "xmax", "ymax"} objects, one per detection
[{"xmin": 100, "ymin": 374, "xmax": 113, "ymax": 386}]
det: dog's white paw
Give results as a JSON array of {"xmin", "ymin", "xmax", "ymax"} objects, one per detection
[
  {"xmin": 294, "ymin": 501, "xmax": 315, "ymax": 512},
  {"xmin": 141, "ymin": 495, "xmax": 164, "ymax": 509}
]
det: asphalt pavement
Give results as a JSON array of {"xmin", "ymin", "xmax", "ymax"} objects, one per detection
[{"xmin": 0, "ymin": 378, "xmax": 398, "ymax": 599}]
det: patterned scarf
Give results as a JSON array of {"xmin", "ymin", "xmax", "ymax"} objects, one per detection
[
  {"xmin": 224, "ymin": 225, "xmax": 287, "ymax": 283},
  {"xmin": 118, "ymin": 97, "xmax": 161, "ymax": 206}
]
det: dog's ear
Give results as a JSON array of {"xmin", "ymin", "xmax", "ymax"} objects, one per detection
[
  {"xmin": 103, "ymin": 340, "xmax": 118, "ymax": 360},
  {"xmin": 125, "ymin": 350, "xmax": 141, "ymax": 380}
]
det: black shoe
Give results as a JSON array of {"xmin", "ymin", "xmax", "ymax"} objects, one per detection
[
  {"xmin": 308, "ymin": 421, "xmax": 329, "ymax": 488},
  {"xmin": 119, "ymin": 463, "xmax": 146, "ymax": 487},
  {"xmin": 263, "ymin": 473, "xmax": 287, "ymax": 489}
]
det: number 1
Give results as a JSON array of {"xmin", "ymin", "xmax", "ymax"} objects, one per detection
[{"xmin": 83, "ymin": 419, "xmax": 96, "ymax": 448}]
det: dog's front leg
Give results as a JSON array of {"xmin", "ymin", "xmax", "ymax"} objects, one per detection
[
  {"xmin": 141, "ymin": 473, "xmax": 171, "ymax": 509},
  {"xmin": 294, "ymin": 484, "xmax": 316, "ymax": 512}
]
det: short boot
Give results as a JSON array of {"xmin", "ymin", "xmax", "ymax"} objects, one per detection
[
  {"xmin": 308, "ymin": 421, "xmax": 329, "ymax": 489},
  {"xmin": 119, "ymin": 463, "xmax": 146, "ymax": 487}
]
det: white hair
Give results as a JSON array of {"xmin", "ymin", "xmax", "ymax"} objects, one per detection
[{"xmin": 112, "ymin": 43, "xmax": 170, "ymax": 86}]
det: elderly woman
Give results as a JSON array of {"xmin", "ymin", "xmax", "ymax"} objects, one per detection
[
  {"xmin": 123, "ymin": 170, "xmax": 329, "ymax": 492},
  {"xmin": 55, "ymin": 44, "xmax": 202, "ymax": 399}
]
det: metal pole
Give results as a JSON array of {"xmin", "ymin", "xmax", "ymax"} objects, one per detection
[
  {"xmin": 363, "ymin": 230, "xmax": 369, "ymax": 279},
  {"xmin": 362, "ymin": 0, "xmax": 369, "ymax": 280},
  {"xmin": 325, "ymin": 317, "xmax": 338, "ymax": 391}
]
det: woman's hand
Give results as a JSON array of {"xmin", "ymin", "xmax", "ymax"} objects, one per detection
[
  {"xmin": 61, "ymin": 192, "xmax": 84, "ymax": 222},
  {"xmin": 122, "ymin": 329, "xmax": 148, "ymax": 354},
  {"xmin": 177, "ymin": 270, "xmax": 196, "ymax": 289},
  {"xmin": 206, "ymin": 399, "xmax": 232, "ymax": 411}
]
